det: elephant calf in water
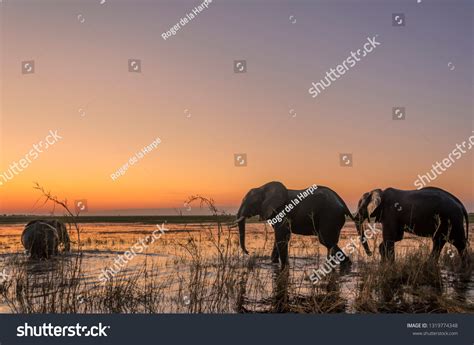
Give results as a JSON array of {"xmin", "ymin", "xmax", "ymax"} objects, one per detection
[
  {"xmin": 234, "ymin": 181, "xmax": 370, "ymax": 268},
  {"xmin": 354, "ymin": 187, "xmax": 470, "ymax": 266},
  {"xmin": 21, "ymin": 220, "xmax": 71, "ymax": 259}
]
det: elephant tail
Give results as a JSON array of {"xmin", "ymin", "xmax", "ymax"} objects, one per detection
[
  {"xmin": 463, "ymin": 206, "xmax": 469, "ymax": 244},
  {"xmin": 330, "ymin": 189, "xmax": 355, "ymax": 221}
]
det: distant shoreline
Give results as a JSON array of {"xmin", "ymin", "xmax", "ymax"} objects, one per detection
[
  {"xmin": 0, "ymin": 215, "xmax": 236, "ymax": 225},
  {"xmin": 0, "ymin": 214, "xmax": 473, "ymax": 225}
]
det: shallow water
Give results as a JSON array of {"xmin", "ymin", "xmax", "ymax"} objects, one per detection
[{"xmin": 0, "ymin": 222, "xmax": 472, "ymax": 313}]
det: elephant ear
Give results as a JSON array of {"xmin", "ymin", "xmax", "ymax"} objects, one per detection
[
  {"xmin": 367, "ymin": 189, "xmax": 382, "ymax": 217},
  {"xmin": 57, "ymin": 222, "xmax": 70, "ymax": 251},
  {"xmin": 261, "ymin": 182, "xmax": 288, "ymax": 220},
  {"xmin": 52, "ymin": 221, "xmax": 67, "ymax": 239}
]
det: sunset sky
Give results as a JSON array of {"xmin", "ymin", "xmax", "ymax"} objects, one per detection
[{"xmin": 0, "ymin": 0, "xmax": 473, "ymax": 214}]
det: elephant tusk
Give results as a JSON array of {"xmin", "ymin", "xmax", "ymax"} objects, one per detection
[
  {"xmin": 235, "ymin": 216, "xmax": 245, "ymax": 223},
  {"xmin": 232, "ymin": 216, "xmax": 245, "ymax": 224},
  {"xmin": 228, "ymin": 216, "xmax": 245, "ymax": 228},
  {"xmin": 355, "ymin": 217, "xmax": 373, "ymax": 256}
]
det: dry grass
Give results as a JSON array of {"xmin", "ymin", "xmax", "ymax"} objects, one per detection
[{"xmin": 355, "ymin": 246, "xmax": 473, "ymax": 313}]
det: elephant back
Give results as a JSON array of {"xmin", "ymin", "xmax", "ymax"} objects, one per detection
[{"xmin": 21, "ymin": 221, "xmax": 60, "ymax": 259}]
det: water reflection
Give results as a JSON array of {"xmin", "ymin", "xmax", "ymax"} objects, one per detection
[{"xmin": 237, "ymin": 262, "xmax": 348, "ymax": 313}]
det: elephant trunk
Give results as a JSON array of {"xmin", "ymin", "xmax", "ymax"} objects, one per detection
[
  {"xmin": 238, "ymin": 218, "xmax": 249, "ymax": 255},
  {"xmin": 355, "ymin": 214, "xmax": 372, "ymax": 256},
  {"xmin": 236, "ymin": 203, "xmax": 249, "ymax": 255}
]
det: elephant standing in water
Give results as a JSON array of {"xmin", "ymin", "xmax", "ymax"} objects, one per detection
[
  {"xmin": 354, "ymin": 187, "xmax": 470, "ymax": 265},
  {"xmin": 21, "ymin": 220, "xmax": 70, "ymax": 259},
  {"xmin": 234, "ymin": 181, "xmax": 371, "ymax": 268}
]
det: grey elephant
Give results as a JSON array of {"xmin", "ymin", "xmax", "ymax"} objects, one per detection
[
  {"xmin": 21, "ymin": 220, "xmax": 70, "ymax": 259},
  {"xmin": 234, "ymin": 181, "xmax": 371, "ymax": 268},
  {"xmin": 354, "ymin": 187, "xmax": 469, "ymax": 265}
]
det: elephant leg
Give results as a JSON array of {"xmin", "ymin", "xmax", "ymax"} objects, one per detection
[
  {"xmin": 47, "ymin": 246, "xmax": 55, "ymax": 258},
  {"xmin": 275, "ymin": 224, "xmax": 291, "ymax": 268},
  {"xmin": 430, "ymin": 234, "xmax": 447, "ymax": 262},
  {"xmin": 379, "ymin": 241, "xmax": 395, "ymax": 262},
  {"xmin": 35, "ymin": 240, "xmax": 46, "ymax": 259},
  {"xmin": 329, "ymin": 245, "xmax": 351, "ymax": 267},
  {"xmin": 271, "ymin": 241, "xmax": 280, "ymax": 263},
  {"xmin": 446, "ymin": 219, "xmax": 470, "ymax": 266},
  {"xmin": 452, "ymin": 237, "xmax": 469, "ymax": 267}
]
